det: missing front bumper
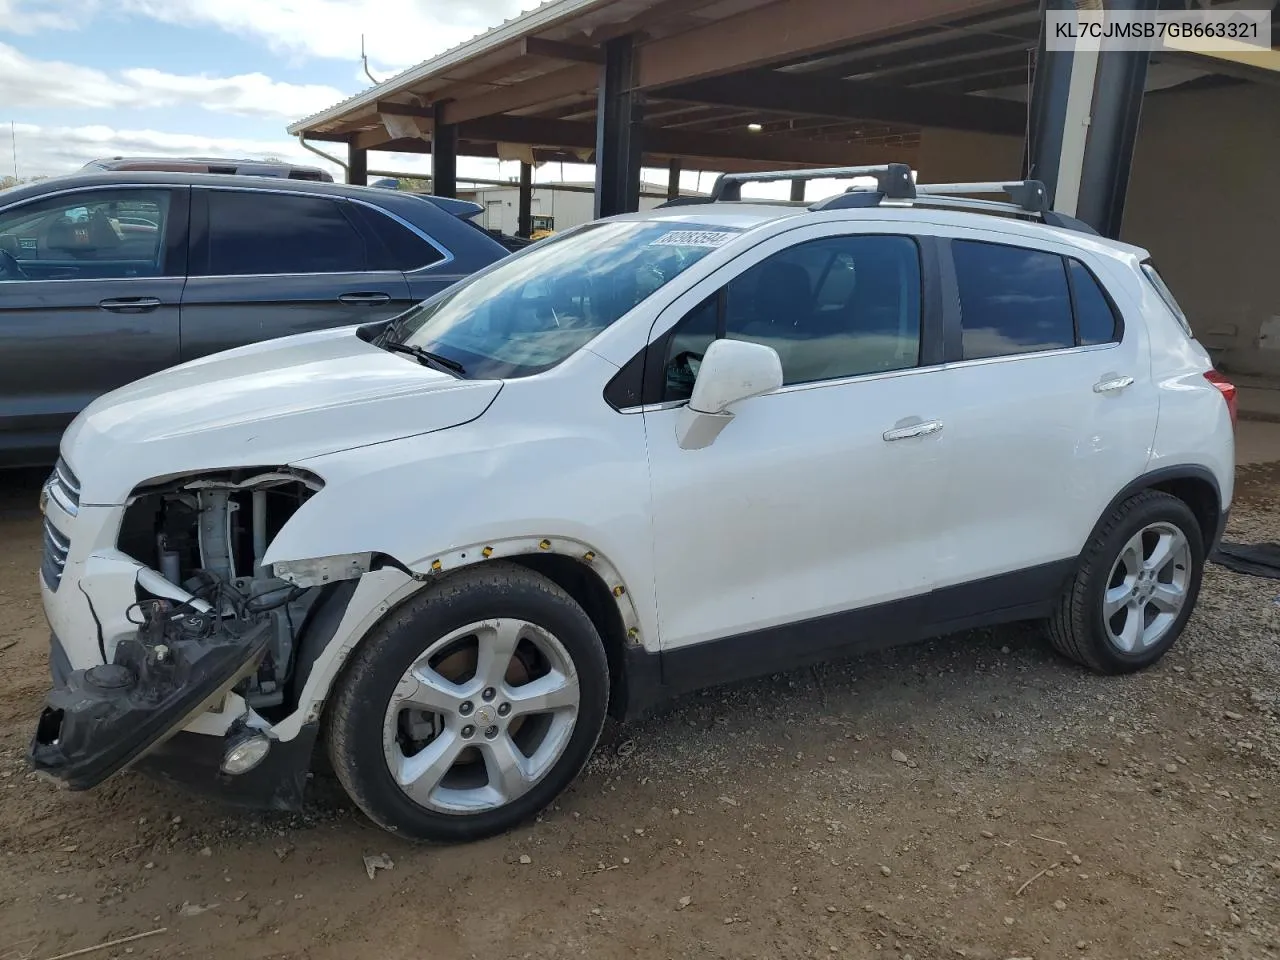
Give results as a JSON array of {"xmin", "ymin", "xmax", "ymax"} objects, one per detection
[{"xmin": 30, "ymin": 618, "xmax": 272, "ymax": 790}]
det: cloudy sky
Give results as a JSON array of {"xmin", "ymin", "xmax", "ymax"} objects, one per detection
[{"xmin": 1, "ymin": 0, "xmax": 557, "ymax": 181}]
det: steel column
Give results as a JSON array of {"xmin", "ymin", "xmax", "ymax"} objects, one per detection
[
  {"xmin": 1026, "ymin": 0, "xmax": 1155, "ymax": 237},
  {"xmin": 1025, "ymin": 0, "xmax": 1074, "ymax": 200},
  {"xmin": 1075, "ymin": 0, "xmax": 1154, "ymax": 238},
  {"xmin": 518, "ymin": 162, "xmax": 533, "ymax": 237},
  {"xmin": 594, "ymin": 34, "xmax": 642, "ymax": 218},
  {"xmin": 432, "ymin": 102, "xmax": 458, "ymax": 198},
  {"xmin": 347, "ymin": 143, "xmax": 368, "ymax": 186}
]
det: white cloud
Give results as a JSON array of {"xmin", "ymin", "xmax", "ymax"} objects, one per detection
[
  {"xmin": 0, "ymin": 0, "xmax": 84, "ymax": 34},
  {"xmin": 118, "ymin": 0, "xmax": 548, "ymax": 71},
  {"xmin": 0, "ymin": 43, "xmax": 344, "ymax": 118}
]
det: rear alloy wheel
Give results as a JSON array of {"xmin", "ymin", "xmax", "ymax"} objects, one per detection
[
  {"xmin": 1048, "ymin": 490, "xmax": 1205, "ymax": 673},
  {"xmin": 327, "ymin": 563, "xmax": 609, "ymax": 842}
]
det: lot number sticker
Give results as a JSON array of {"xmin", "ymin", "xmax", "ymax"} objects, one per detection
[{"xmin": 648, "ymin": 230, "xmax": 738, "ymax": 248}]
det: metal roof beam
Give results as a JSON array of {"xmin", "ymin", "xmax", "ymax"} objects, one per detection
[
  {"xmin": 634, "ymin": 0, "xmax": 1023, "ymax": 89},
  {"xmin": 438, "ymin": 63, "xmax": 599, "ymax": 125},
  {"xmin": 657, "ymin": 68, "xmax": 1025, "ymax": 135}
]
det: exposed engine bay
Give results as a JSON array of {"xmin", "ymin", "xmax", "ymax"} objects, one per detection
[{"xmin": 116, "ymin": 468, "xmax": 325, "ymax": 716}]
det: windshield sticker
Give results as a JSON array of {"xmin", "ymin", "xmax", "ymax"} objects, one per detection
[{"xmin": 648, "ymin": 230, "xmax": 738, "ymax": 248}]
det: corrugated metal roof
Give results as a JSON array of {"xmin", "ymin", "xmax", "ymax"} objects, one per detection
[{"xmin": 287, "ymin": 0, "xmax": 618, "ymax": 135}]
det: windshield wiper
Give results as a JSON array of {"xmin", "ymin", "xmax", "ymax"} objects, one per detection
[{"xmin": 381, "ymin": 341, "xmax": 467, "ymax": 376}]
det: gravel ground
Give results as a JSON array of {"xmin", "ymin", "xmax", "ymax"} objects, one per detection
[{"xmin": 0, "ymin": 463, "xmax": 1276, "ymax": 960}]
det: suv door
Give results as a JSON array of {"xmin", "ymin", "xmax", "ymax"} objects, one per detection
[
  {"xmin": 179, "ymin": 188, "xmax": 412, "ymax": 361},
  {"xmin": 639, "ymin": 224, "xmax": 947, "ymax": 680},
  {"xmin": 0, "ymin": 185, "xmax": 187, "ymax": 465},
  {"xmin": 925, "ymin": 232, "xmax": 1159, "ymax": 615}
]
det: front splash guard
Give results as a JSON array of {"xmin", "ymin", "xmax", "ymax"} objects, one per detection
[{"xmin": 30, "ymin": 619, "xmax": 271, "ymax": 790}]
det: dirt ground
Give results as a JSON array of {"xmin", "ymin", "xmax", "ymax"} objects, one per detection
[{"xmin": 0, "ymin": 459, "xmax": 1277, "ymax": 960}]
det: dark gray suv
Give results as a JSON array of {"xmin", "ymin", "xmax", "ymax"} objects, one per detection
[{"xmin": 0, "ymin": 172, "xmax": 511, "ymax": 466}]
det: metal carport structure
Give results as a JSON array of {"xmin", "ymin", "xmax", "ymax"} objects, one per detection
[{"xmin": 288, "ymin": 0, "xmax": 1278, "ymax": 240}]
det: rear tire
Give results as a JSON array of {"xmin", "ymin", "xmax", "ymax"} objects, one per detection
[
  {"xmin": 326, "ymin": 562, "xmax": 609, "ymax": 842},
  {"xmin": 1048, "ymin": 490, "xmax": 1204, "ymax": 673}
]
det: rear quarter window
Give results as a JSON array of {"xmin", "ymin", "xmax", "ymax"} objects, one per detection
[{"xmin": 1141, "ymin": 262, "xmax": 1193, "ymax": 338}]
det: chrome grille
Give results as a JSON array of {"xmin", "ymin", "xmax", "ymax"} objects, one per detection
[
  {"xmin": 41, "ymin": 517, "xmax": 70, "ymax": 591},
  {"xmin": 48, "ymin": 458, "xmax": 81, "ymax": 515}
]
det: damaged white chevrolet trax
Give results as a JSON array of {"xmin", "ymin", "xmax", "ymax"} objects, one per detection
[{"xmin": 32, "ymin": 165, "xmax": 1236, "ymax": 842}]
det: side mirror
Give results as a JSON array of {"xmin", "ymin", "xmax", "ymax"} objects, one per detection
[{"xmin": 675, "ymin": 338, "xmax": 783, "ymax": 450}]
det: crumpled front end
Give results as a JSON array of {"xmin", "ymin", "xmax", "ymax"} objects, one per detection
[
  {"xmin": 32, "ymin": 614, "xmax": 272, "ymax": 789},
  {"xmin": 31, "ymin": 461, "xmax": 331, "ymax": 803}
]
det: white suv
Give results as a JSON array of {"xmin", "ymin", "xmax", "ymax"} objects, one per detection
[{"xmin": 30, "ymin": 164, "xmax": 1236, "ymax": 842}]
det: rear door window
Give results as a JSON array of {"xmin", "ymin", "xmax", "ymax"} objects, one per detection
[
  {"xmin": 952, "ymin": 240, "xmax": 1074, "ymax": 360},
  {"xmin": 202, "ymin": 191, "xmax": 367, "ymax": 276}
]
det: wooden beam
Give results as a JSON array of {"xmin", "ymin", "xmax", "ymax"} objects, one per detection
[
  {"xmin": 298, "ymin": 131, "xmax": 350, "ymax": 143},
  {"xmin": 453, "ymin": 113, "xmax": 915, "ymax": 166},
  {"xmin": 521, "ymin": 36, "xmax": 602, "ymax": 63},
  {"xmin": 353, "ymin": 126, "xmax": 398, "ymax": 151},
  {"xmin": 635, "ymin": 0, "xmax": 1022, "ymax": 89},
  {"xmin": 375, "ymin": 100, "xmax": 435, "ymax": 118},
  {"xmin": 646, "ymin": 127, "xmax": 914, "ymax": 166},
  {"xmin": 460, "ymin": 115, "xmax": 596, "ymax": 149},
  {"xmin": 439, "ymin": 63, "xmax": 599, "ymax": 125},
  {"xmin": 657, "ymin": 68, "xmax": 1025, "ymax": 135}
]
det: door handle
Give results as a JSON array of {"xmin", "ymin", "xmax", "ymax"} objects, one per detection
[
  {"xmin": 1093, "ymin": 375, "xmax": 1135, "ymax": 394},
  {"xmin": 338, "ymin": 292, "xmax": 392, "ymax": 305},
  {"xmin": 99, "ymin": 297, "xmax": 161, "ymax": 313},
  {"xmin": 883, "ymin": 419, "xmax": 943, "ymax": 442}
]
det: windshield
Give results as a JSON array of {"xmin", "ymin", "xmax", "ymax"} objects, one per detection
[{"xmin": 386, "ymin": 219, "xmax": 743, "ymax": 378}]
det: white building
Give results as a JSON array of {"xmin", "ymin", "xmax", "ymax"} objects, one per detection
[{"xmin": 457, "ymin": 180, "xmax": 689, "ymax": 236}]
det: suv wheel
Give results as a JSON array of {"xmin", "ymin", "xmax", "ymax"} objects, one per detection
[
  {"xmin": 326, "ymin": 563, "xmax": 609, "ymax": 842},
  {"xmin": 1048, "ymin": 490, "xmax": 1205, "ymax": 673}
]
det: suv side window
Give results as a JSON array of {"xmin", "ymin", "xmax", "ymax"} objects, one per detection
[
  {"xmin": 0, "ymin": 189, "xmax": 173, "ymax": 281},
  {"xmin": 661, "ymin": 234, "xmax": 922, "ymax": 401},
  {"xmin": 347, "ymin": 203, "xmax": 445, "ymax": 271},
  {"xmin": 202, "ymin": 191, "xmax": 367, "ymax": 276},
  {"xmin": 1067, "ymin": 258, "xmax": 1120, "ymax": 345},
  {"xmin": 952, "ymin": 239, "xmax": 1075, "ymax": 359}
]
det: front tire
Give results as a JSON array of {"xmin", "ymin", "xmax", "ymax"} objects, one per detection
[
  {"xmin": 1048, "ymin": 490, "xmax": 1205, "ymax": 674},
  {"xmin": 326, "ymin": 563, "xmax": 609, "ymax": 842}
]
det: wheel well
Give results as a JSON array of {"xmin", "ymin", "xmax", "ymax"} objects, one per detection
[
  {"xmin": 1147, "ymin": 475, "xmax": 1220, "ymax": 546},
  {"xmin": 508, "ymin": 554, "xmax": 630, "ymax": 719}
]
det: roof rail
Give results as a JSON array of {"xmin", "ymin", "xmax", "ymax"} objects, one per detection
[
  {"xmin": 809, "ymin": 176, "xmax": 1099, "ymax": 236},
  {"xmin": 709, "ymin": 163, "xmax": 915, "ymax": 202}
]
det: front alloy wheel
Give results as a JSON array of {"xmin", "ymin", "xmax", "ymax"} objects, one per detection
[
  {"xmin": 327, "ymin": 564, "xmax": 609, "ymax": 842},
  {"xmin": 382, "ymin": 618, "xmax": 581, "ymax": 814}
]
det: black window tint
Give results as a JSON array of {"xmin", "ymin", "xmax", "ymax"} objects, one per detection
[
  {"xmin": 953, "ymin": 240, "xmax": 1073, "ymax": 359},
  {"xmin": 204, "ymin": 192, "xmax": 366, "ymax": 276},
  {"xmin": 350, "ymin": 203, "xmax": 444, "ymax": 271},
  {"xmin": 1068, "ymin": 258, "xmax": 1119, "ymax": 345},
  {"xmin": 661, "ymin": 235, "xmax": 921, "ymax": 399}
]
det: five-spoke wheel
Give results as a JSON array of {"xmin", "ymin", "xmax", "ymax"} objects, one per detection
[
  {"xmin": 1049, "ymin": 490, "xmax": 1205, "ymax": 673},
  {"xmin": 327, "ymin": 564, "xmax": 609, "ymax": 842}
]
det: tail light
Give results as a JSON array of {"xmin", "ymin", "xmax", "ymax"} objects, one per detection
[{"xmin": 1203, "ymin": 369, "xmax": 1237, "ymax": 427}]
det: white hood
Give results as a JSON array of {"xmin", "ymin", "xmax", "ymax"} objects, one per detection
[{"xmin": 63, "ymin": 326, "xmax": 502, "ymax": 505}]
